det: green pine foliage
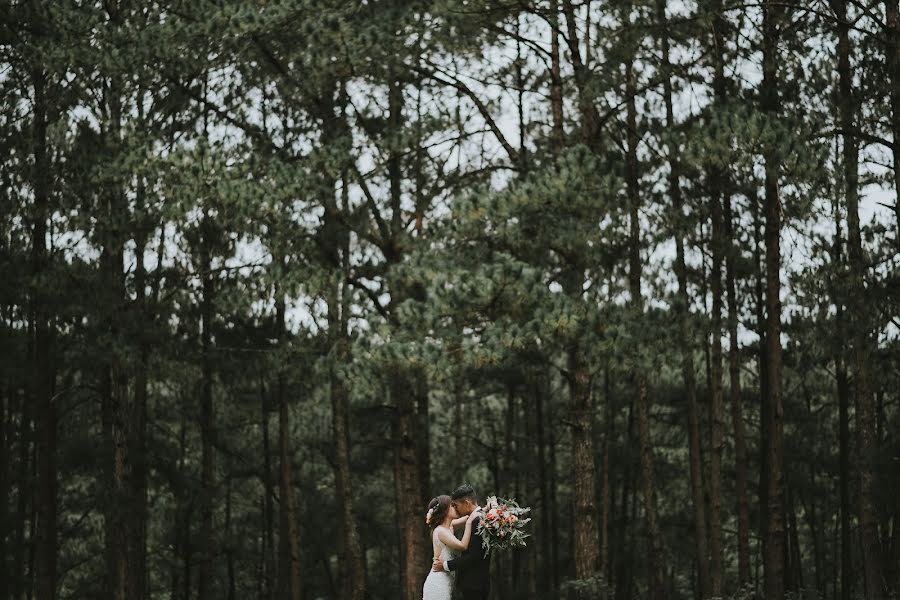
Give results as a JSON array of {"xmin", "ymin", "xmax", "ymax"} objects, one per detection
[{"xmin": 1, "ymin": 1, "xmax": 898, "ymax": 600}]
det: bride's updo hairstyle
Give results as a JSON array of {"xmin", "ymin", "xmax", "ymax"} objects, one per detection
[{"xmin": 425, "ymin": 495, "xmax": 451, "ymax": 530}]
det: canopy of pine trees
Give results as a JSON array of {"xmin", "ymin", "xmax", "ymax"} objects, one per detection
[{"xmin": 1, "ymin": 1, "xmax": 898, "ymax": 600}]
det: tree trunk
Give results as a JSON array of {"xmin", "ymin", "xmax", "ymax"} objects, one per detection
[
  {"xmin": 707, "ymin": 195, "xmax": 726, "ymax": 598},
  {"xmin": 614, "ymin": 397, "xmax": 636, "ymax": 600},
  {"xmin": 751, "ymin": 186, "xmax": 770, "ymax": 600},
  {"xmin": 0, "ymin": 386, "xmax": 8, "ymax": 600},
  {"xmin": 831, "ymin": 3, "xmax": 858, "ymax": 598},
  {"xmin": 129, "ymin": 182, "xmax": 150, "ymax": 600},
  {"xmin": 31, "ymin": 64, "xmax": 57, "ymax": 600},
  {"xmin": 275, "ymin": 294, "xmax": 303, "ymax": 600},
  {"xmin": 547, "ymin": 376, "xmax": 560, "ymax": 592},
  {"xmin": 707, "ymin": 4, "xmax": 729, "ymax": 592},
  {"xmin": 171, "ymin": 410, "xmax": 191, "ymax": 600},
  {"xmin": 13, "ymin": 392, "xmax": 31, "ymax": 600},
  {"xmin": 225, "ymin": 475, "xmax": 236, "ymax": 600},
  {"xmin": 570, "ymin": 348, "xmax": 600, "ymax": 584},
  {"xmin": 535, "ymin": 379, "xmax": 552, "ymax": 595},
  {"xmin": 329, "ymin": 245, "xmax": 366, "ymax": 600},
  {"xmin": 261, "ymin": 381, "xmax": 275, "ymax": 600},
  {"xmin": 392, "ymin": 368, "xmax": 428, "ymax": 600},
  {"xmin": 723, "ymin": 192, "xmax": 751, "ymax": 588},
  {"xmin": 761, "ymin": 3, "xmax": 787, "ymax": 596},
  {"xmin": 198, "ymin": 236, "xmax": 216, "ymax": 600},
  {"xmin": 600, "ymin": 367, "xmax": 612, "ymax": 583}
]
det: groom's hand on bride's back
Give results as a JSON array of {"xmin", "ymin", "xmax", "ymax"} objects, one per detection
[{"xmin": 432, "ymin": 558, "xmax": 444, "ymax": 572}]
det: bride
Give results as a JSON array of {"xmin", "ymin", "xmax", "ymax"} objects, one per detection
[{"xmin": 422, "ymin": 494, "xmax": 478, "ymax": 600}]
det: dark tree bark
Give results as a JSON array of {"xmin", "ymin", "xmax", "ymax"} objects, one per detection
[
  {"xmin": 198, "ymin": 225, "xmax": 216, "ymax": 600},
  {"xmin": 225, "ymin": 475, "xmax": 236, "ymax": 600},
  {"xmin": 260, "ymin": 381, "xmax": 275, "ymax": 600},
  {"xmin": 761, "ymin": 2, "xmax": 787, "ymax": 596},
  {"xmin": 600, "ymin": 367, "xmax": 612, "ymax": 583},
  {"xmin": 31, "ymin": 64, "xmax": 57, "ymax": 600},
  {"xmin": 0, "ymin": 387, "xmax": 7, "ymax": 600},
  {"xmin": 392, "ymin": 366, "xmax": 428, "ymax": 600},
  {"xmin": 830, "ymin": 2, "xmax": 858, "ymax": 597},
  {"xmin": 614, "ymin": 397, "xmax": 636, "ymax": 600},
  {"xmin": 275, "ymin": 293, "xmax": 303, "ymax": 600},
  {"xmin": 12, "ymin": 392, "xmax": 30, "ymax": 600},
  {"xmin": 534, "ymin": 377, "xmax": 553, "ymax": 595},
  {"xmin": 706, "ymin": 3, "xmax": 730, "ymax": 592},
  {"xmin": 569, "ymin": 347, "xmax": 600, "ymax": 584},
  {"xmin": 129, "ymin": 178, "xmax": 150, "ymax": 600},
  {"xmin": 723, "ymin": 194, "xmax": 751, "ymax": 588},
  {"xmin": 329, "ymin": 174, "xmax": 367, "ymax": 600}
]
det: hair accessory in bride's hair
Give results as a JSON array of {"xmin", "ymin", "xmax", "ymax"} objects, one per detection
[{"xmin": 425, "ymin": 507, "xmax": 435, "ymax": 524}]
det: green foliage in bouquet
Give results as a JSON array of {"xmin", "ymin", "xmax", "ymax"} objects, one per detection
[{"xmin": 477, "ymin": 496, "xmax": 532, "ymax": 557}]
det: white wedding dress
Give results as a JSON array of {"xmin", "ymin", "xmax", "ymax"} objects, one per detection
[{"xmin": 422, "ymin": 528, "xmax": 456, "ymax": 600}]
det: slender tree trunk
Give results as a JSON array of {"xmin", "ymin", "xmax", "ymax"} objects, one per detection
[
  {"xmin": 751, "ymin": 188, "xmax": 769, "ymax": 600},
  {"xmin": 535, "ymin": 380, "xmax": 551, "ymax": 596},
  {"xmin": 546, "ymin": 374, "xmax": 560, "ymax": 591},
  {"xmin": 831, "ymin": 3, "xmax": 858, "ymax": 597},
  {"xmin": 707, "ymin": 196, "xmax": 726, "ymax": 599},
  {"xmin": 0, "ymin": 387, "xmax": 8, "ymax": 600},
  {"xmin": 261, "ymin": 382, "xmax": 275, "ymax": 600},
  {"xmin": 198, "ymin": 236, "xmax": 216, "ymax": 600},
  {"xmin": 31, "ymin": 65, "xmax": 57, "ymax": 600},
  {"xmin": 600, "ymin": 367, "xmax": 612, "ymax": 583},
  {"xmin": 275, "ymin": 293, "xmax": 303, "ymax": 600},
  {"xmin": 838, "ymin": 349, "xmax": 853, "ymax": 600},
  {"xmin": 329, "ymin": 183, "xmax": 367, "ymax": 599},
  {"xmin": 225, "ymin": 476, "xmax": 236, "ymax": 600},
  {"xmin": 802, "ymin": 465, "xmax": 825, "ymax": 596},
  {"xmin": 761, "ymin": 2, "xmax": 787, "ymax": 596},
  {"xmin": 614, "ymin": 398, "xmax": 636, "ymax": 600},
  {"xmin": 724, "ymin": 192, "xmax": 751, "ymax": 587},
  {"xmin": 570, "ymin": 347, "xmax": 600, "ymax": 585},
  {"xmin": 392, "ymin": 368, "xmax": 427, "ymax": 600},
  {"xmin": 171, "ymin": 409, "xmax": 191, "ymax": 600},
  {"xmin": 13, "ymin": 392, "xmax": 30, "ymax": 600},
  {"xmin": 890, "ymin": 490, "xmax": 900, "ymax": 593},
  {"xmin": 129, "ymin": 180, "xmax": 150, "ymax": 600},
  {"xmin": 707, "ymin": 3, "xmax": 730, "ymax": 592},
  {"xmin": 787, "ymin": 485, "xmax": 804, "ymax": 591}
]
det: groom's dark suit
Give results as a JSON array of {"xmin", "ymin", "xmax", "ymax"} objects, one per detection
[{"xmin": 446, "ymin": 513, "xmax": 490, "ymax": 600}]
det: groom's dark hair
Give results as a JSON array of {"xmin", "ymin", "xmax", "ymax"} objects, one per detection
[{"xmin": 451, "ymin": 484, "xmax": 477, "ymax": 503}]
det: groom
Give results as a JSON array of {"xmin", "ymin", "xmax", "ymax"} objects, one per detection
[{"xmin": 432, "ymin": 484, "xmax": 491, "ymax": 600}]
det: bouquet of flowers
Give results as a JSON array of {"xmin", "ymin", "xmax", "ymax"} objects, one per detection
[{"xmin": 476, "ymin": 495, "xmax": 531, "ymax": 556}]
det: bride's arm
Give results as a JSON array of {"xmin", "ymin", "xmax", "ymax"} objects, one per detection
[
  {"xmin": 450, "ymin": 516, "xmax": 468, "ymax": 528},
  {"xmin": 437, "ymin": 513, "xmax": 477, "ymax": 552}
]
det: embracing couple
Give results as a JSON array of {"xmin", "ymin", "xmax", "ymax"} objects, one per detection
[{"xmin": 422, "ymin": 484, "xmax": 491, "ymax": 600}]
